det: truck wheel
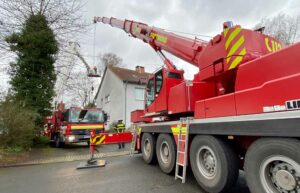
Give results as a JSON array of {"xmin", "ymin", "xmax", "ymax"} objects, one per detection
[
  {"xmin": 190, "ymin": 135, "xmax": 239, "ymax": 193},
  {"xmin": 245, "ymin": 138, "xmax": 300, "ymax": 193},
  {"xmin": 141, "ymin": 133, "xmax": 156, "ymax": 164},
  {"xmin": 156, "ymin": 134, "xmax": 176, "ymax": 174}
]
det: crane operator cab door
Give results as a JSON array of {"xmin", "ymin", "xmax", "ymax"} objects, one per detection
[
  {"xmin": 145, "ymin": 68, "xmax": 183, "ymax": 116},
  {"xmin": 145, "ymin": 77, "xmax": 155, "ymax": 113}
]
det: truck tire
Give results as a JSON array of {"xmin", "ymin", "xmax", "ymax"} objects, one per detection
[
  {"xmin": 190, "ymin": 135, "xmax": 239, "ymax": 193},
  {"xmin": 141, "ymin": 133, "xmax": 156, "ymax": 164},
  {"xmin": 245, "ymin": 138, "xmax": 300, "ymax": 193},
  {"xmin": 156, "ymin": 134, "xmax": 176, "ymax": 174}
]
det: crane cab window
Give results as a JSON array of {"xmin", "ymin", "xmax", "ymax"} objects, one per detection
[
  {"xmin": 155, "ymin": 70, "xmax": 163, "ymax": 94},
  {"xmin": 146, "ymin": 78, "xmax": 155, "ymax": 106}
]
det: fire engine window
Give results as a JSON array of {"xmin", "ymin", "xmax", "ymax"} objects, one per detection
[
  {"xmin": 146, "ymin": 78, "xmax": 154, "ymax": 106},
  {"xmin": 70, "ymin": 110, "xmax": 80, "ymax": 123},
  {"xmin": 69, "ymin": 109, "xmax": 105, "ymax": 123},
  {"xmin": 155, "ymin": 70, "xmax": 163, "ymax": 94}
]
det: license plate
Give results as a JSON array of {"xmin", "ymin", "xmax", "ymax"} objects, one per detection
[{"xmin": 84, "ymin": 135, "xmax": 90, "ymax": 139}]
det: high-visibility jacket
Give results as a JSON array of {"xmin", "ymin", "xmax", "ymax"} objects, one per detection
[{"xmin": 114, "ymin": 123, "xmax": 125, "ymax": 133}]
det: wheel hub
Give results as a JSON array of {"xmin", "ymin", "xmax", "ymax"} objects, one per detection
[
  {"xmin": 163, "ymin": 146, "xmax": 169, "ymax": 156},
  {"xmin": 274, "ymin": 170, "xmax": 296, "ymax": 191},
  {"xmin": 197, "ymin": 146, "xmax": 217, "ymax": 179},
  {"xmin": 203, "ymin": 152, "xmax": 215, "ymax": 173},
  {"xmin": 160, "ymin": 141, "xmax": 170, "ymax": 164},
  {"xmin": 260, "ymin": 156, "xmax": 300, "ymax": 193},
  {"xmin": 144, "ymin": 139, "xmax": 151, "ymax": 157}
]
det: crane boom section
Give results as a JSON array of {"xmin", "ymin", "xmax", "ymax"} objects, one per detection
[{"xmin": 94, "ymin": 17, "xmax": 207, "ymax": 68}]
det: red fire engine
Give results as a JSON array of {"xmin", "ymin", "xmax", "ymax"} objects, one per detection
[
  {"xmin": 94, "ymin": 17, "xmax": 300, "ymax": 193},
  {"xmin": 44, "ymin": 102, "xmax": 106, "ymax": 147}
]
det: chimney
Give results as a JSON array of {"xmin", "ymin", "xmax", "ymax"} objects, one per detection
[{"xmin": 135, "ymin": 66, "xmax": 145, "ymax": 73}]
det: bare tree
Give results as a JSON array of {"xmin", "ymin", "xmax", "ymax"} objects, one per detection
[
  {"xmin": 0, "ymin": 0, "xmax": 88, "ymax": 52},
  {"xmin": 255, "ymin": 14, "xmax": 300, "ymax": 45},
  {"xmin": 97, "ymin": 52, "xmax": 123, "ymax": 74},
  {"xmin": 62, "ymin": 71, "xmax": 95, "ymax": 107},
  {"xmin": 0, "ymin": 0, "xmax": 89, "ymax": 77},
  {"xmin": 0, "ymin": 0, "xmax": 90, "ymax": 106}
]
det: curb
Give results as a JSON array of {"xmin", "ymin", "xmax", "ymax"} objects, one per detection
[{"xmin": 0, "ymin": 151, "xmax": 131, "ymax": 168}]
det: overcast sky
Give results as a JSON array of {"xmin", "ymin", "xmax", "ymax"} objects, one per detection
[
  {"xmin": 78, "ymin": 0, "xmax": 300, "ymax": 79},
  {"xmin": 1, "ymin": 0, "xmax": 299, "ymax": 96}
]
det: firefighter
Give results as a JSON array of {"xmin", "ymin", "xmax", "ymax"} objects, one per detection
[{"xmin": 114, "ymin": 120, "xmax": 125, "ymax": 149}]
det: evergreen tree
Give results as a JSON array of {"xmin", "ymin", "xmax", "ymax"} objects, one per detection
[{"xmin": 6, "ymin": 14, "xmax": 58, "ymax": 125}]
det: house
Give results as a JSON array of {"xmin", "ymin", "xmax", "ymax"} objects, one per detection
[{"xmin": 94, "ymin": 65, "xmax": 150, "ymax": 128}]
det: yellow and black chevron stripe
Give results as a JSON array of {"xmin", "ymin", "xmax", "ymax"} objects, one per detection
[
  {"xmin": 223, "ymin": 27, "xmax": 247, "ymax": 70},
  {"xmin": 90, "ymin": 135, "xmax": 106, "ymax": 145}
]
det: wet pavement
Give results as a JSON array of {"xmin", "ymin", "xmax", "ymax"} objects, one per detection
[
  {"xmin": 0, "ymin": 154, "xmax": 250, "ymax": 193},
  {"xmin": 27, "ymin": 142, "xmax": 130, "ymax": 161},
  {"xmin": 0, "ymin": 143, "xmax": 130, "ymax": 167}
]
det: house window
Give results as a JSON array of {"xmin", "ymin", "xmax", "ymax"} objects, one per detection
[
  {"xmin": 135, "ymin": 88, "xmax": 144, "ymax": 100},
  {"xmin": 105, "ymin": 94, "xmax": 110, "ymax": 103}
]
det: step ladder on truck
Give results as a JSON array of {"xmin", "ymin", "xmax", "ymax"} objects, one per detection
[
  {"xmin": 94, "ymin": 16, "xmax": 300, "ymax": 193},
  {"xmin": 175, "ymin": 118, "xmax": 191, "ymax": 183}
]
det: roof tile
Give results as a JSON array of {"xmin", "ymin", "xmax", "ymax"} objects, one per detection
[{"xmin": 108, "ymin": 65, "xmax": 151, "ymax": 85}]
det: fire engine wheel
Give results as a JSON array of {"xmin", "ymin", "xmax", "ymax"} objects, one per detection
[
  {"xmin": 156, "ymin": 134, "xmax": 176, "ymax": 174},
  {"xmin": 245, "ymin": 138, "xmax": 300, "ymax": 193},
  {"xmin": 190, "ymin": 135, "xmax": 239, "ymax": 193},
  {"xmin": 141, "ymin": 133, "xmax": 156, "ymax": 164}
]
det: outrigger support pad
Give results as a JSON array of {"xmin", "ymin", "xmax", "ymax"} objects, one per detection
[
  {"xmin": 76, "ymin": 159, "xmax": 106, "ymax": 169},
  {"xmin": 76, "ymin": 129, "xmax": 133, "ymax": 169},
  {"xmin": 76, "ymin": 129, "xmax": 107, "ymax": 169}
]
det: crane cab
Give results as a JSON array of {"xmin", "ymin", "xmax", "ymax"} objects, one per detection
[{"xmin": 144, "ymin": 67, "xmax": 184, "ymax": 117}]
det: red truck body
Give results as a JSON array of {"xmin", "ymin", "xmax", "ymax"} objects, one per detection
[{"xmin": 44, "ymin": 105, "xmax": 105, "ymax": 147}]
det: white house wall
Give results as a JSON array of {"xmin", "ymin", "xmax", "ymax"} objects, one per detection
[
  {"xmin": 124, "ymin": 83, "xmax": 145, "ymax": 126},
  {"xmin": 96, "ymin": 69, "xmax": 125, "ymax": 129}
]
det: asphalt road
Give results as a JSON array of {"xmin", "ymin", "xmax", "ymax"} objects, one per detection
[
  {"xmin": 27, "ymin": 142, "xmax": 128, "ymax": 160},
  {"xmin": 0, "ymin": 154, "xmax": 250, "ymax": 193}
]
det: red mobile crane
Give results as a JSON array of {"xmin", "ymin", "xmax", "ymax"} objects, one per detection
[{"xmin": 94, "ymin": 17, "xmax": 300, "ymax": 193}]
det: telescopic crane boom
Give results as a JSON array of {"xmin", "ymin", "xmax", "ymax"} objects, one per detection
[{"xmin": 93, "ymin": 17, "xmax": 207, "ymax": 71}]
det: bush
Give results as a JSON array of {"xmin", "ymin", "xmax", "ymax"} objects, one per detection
[
  {"xmin": 0, "ymin": 99, "xmax": 36, "ymax": 150},
  {"xmin": 33, "ymin": 136, "xmax": 50, "ymax": 147}
]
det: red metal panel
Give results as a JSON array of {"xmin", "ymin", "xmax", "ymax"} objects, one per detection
[
  {"xmin": 131, "ymin": 110, "xmax": 151, "ymax": 123},
  {"xmin": 199, "ymin": 65, "xmax": 215, "ymax": 81},
  {"xmin": 168, "ymin": 82, "xmax": 188, "ymax": 114},
  {"xmin": 204, "ymin": 93, "xmax": 236, "ymax": 118},
  {"xmin": 98, "ymin": 132, "xmax": 132, "ymax": 144},
  {"xmin": 235, "ymin": 43, "xmax": 300, "ymax": 115},
  {"xmin": 168, "ymin": 82, "xmax": 216, "ymax": 115},
  {"xmin": 194, "ymin": 100, "xmax": 206, "ymax": 119}
]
